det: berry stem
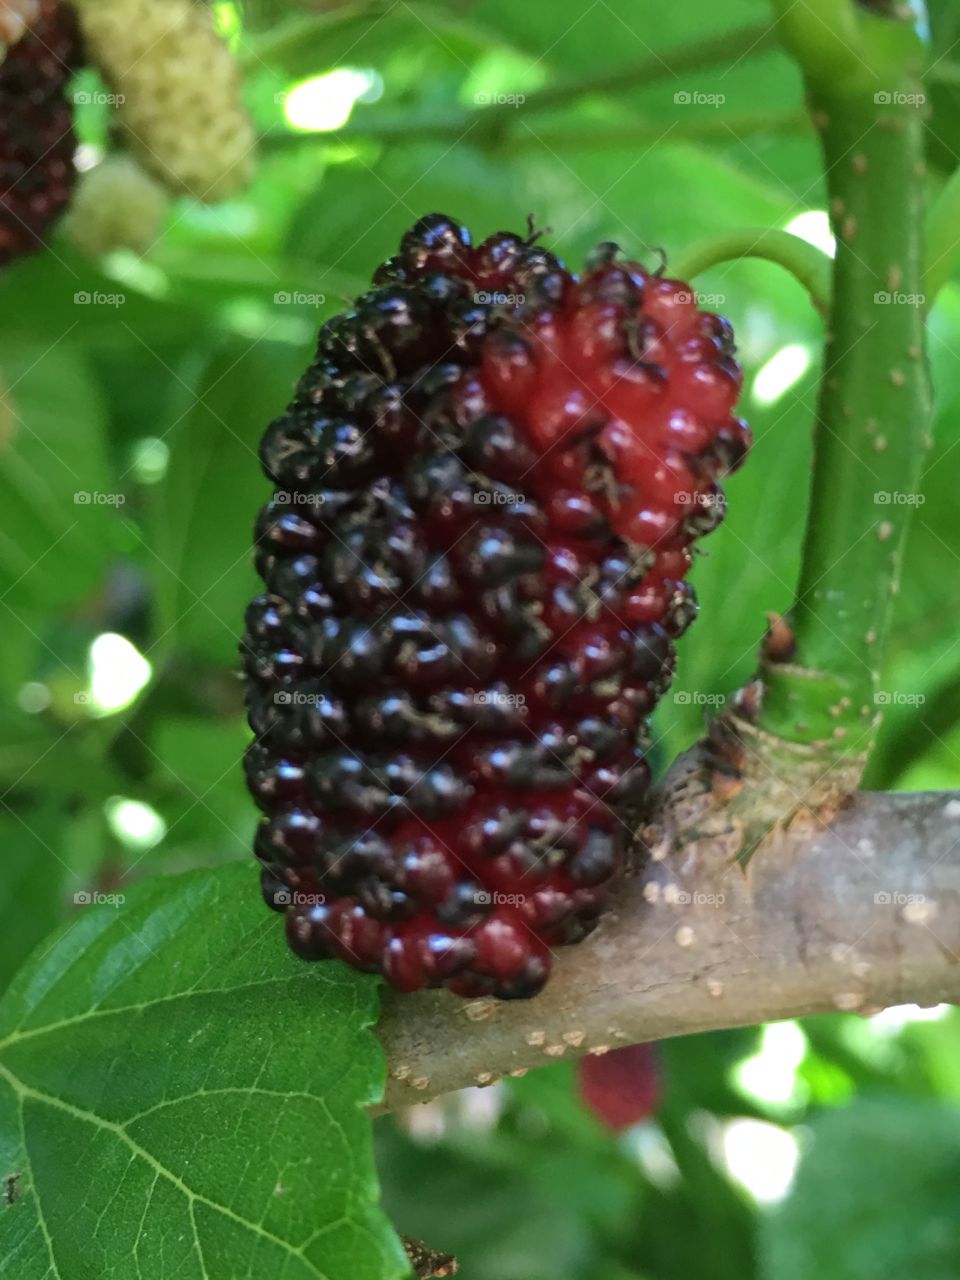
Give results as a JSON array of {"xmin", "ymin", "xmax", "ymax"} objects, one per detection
[
  {"xmin": 669, "ymin": 227, "xmax": 832, "ymax": 317},
  {"xmin": 924, "ymin": 163, "xmax": 960, "ymax": 302},
  {"xmin": 754, "ymin": 4, "xmax": 931, "ymax": 757},
  {"xmin": 769, "ymin": 0, "xmax": 862, "ymax": 80}
]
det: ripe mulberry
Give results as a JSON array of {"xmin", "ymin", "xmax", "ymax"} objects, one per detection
[
  {"xmin": 0, "ymin": 0, "xmax": 81, "ymax": 267},
  {"xmin": 70, "ymin": 0, "xmax": 254, "ymax": 201},
  {"xmin": 243, "ymin": 214, "xmax": 749, "ymax": 999}
]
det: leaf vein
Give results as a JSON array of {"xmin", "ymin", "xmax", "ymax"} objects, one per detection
[{"xmin": 0, "ymin": 1064, "xmax": 332, "ymax": 1280}]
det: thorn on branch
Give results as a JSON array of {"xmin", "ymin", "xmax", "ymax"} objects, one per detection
[{"xmin": 762, "ymin": 612, "xmax": 798, "ymax": 664}]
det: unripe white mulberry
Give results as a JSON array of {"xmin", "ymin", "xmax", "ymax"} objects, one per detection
[
  {"xmin": 70, "ymin": 0, "xmax": 255, "ymax": 201},
  {"xmin": 63, "ymin": 154, "xmax": 171, "ymax": 256}
]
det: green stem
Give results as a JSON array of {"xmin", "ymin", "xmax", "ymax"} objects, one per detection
[
  {"xmin": 670, "ymin": 227, "xmax": 832, "ymax": 316},
  {"xmin": 924, "ymin": 164, "xmax": 960, "ymax": 301},
  {"xmin": 758, "ymin": 5, "xmax": 932, "ymax": 752},
  {"xmin": 523, "ymin": 21, "xmax": 776, "ymax": 114},
  {"xmin": 514, "ymin": 112, "xmax": 808, "ymax": 148},
  {"xmin": 768, "ymin": 0, "xmax": 862, "ymax": 81},
  {"xmin": 263, "ymin": 109, "xmax": 806, "ymax": 153},
  {"xmin": 240, "ymin": 1, "xmax": 393, "ymax": 67}
]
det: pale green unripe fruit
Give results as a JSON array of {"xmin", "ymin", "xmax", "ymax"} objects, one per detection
[
  {"xmin": 63, "ymin": 155, "xmax": 171, "ymax": 257},
  {"xmin": 70, "ymin": 0, "xmax": 255, "ymax": 201}
]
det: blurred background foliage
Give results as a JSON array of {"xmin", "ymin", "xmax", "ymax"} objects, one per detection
[{"xmin": 1, "ymin": 1, "xmax": 959, "ymax": 1276}]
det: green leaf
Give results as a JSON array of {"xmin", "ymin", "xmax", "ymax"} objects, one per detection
[
  {"xmin": 149, "ymin": 340, "xmax": 308, "ymax": 665},
  {"xmin": 377, "ymin": 1117, "xmax": 597, "ymax": 1280},
  {"xmin": 865, "ymin": 386, "xmax": 960, "ymax": 786},
  {"xmin": 761, "ymin": 1097, "xmax": 960, "ymax": 1280},
  {"xmin": 468, "ymin": 0, "xmax": 763, "ymax": 74},
  {"xmin": 0, "ymin": 864, "xmax": 406, "ymax": 1280},
  {"xmin": 0, "ymin": 804, "xmax": 71, "ymax": 993},
  {"xmin": 925, "ymin": 0, "xmax": 960, "ymax": 177},
  {"xmin": 149, "ymin": 716, "xmax": 256, "ymax": 868},
  {"xmin": 0, "ymin": 342, "xmax": 122, "ymax": 612},
  {"xmin": 0, "ymin": 249, "xmax": 204, "ymax": 351}
]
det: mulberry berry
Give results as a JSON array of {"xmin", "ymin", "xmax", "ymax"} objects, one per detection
[
  {"xmin": 243, "ymin": 214, "xmax": 749, "ymax": 999},
  {"xmin": 0, "ymin": 1, "xmax": 40, "ymax": 52},
  {"xmin": 579, "ymin": 1043, "xmax": 660, "ymax": 1130},
  {"xmin": 63, "ymin": 154, "xmax": 170, "ymax": 257},
  {"xmin": 0, "ymin": 0, "xmax": 81, "ymax": 267},
  {"xmin": 70, "ymin": 0, "xmax": 254, "ymax": 200}
]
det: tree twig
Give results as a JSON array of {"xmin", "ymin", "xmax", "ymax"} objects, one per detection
[
  {"xmin": 692, "ymin": 2, "xmax": 936, "ymax": 850},
  {"xmin": 377, "ymin": 786, "xmax": 960, "ymax": 1109}
]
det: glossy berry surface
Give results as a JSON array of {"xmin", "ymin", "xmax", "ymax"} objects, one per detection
[
  {"xmin": 243, "ymin": 213, "xmax": 749, "ymax": 999},
  {"xmin": 0, "ymin": 0, "xmax": 82, "ymax": 266}
]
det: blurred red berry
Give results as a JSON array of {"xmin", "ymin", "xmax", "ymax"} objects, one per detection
[{"xmin": 579, "ymin": 1043, "xmax": 661, "ymax": 1130}]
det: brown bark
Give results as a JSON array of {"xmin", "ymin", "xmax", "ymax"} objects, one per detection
[{"xmin": 378, "ymin": 789, "xmax": 960, "ymax": 1109}]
